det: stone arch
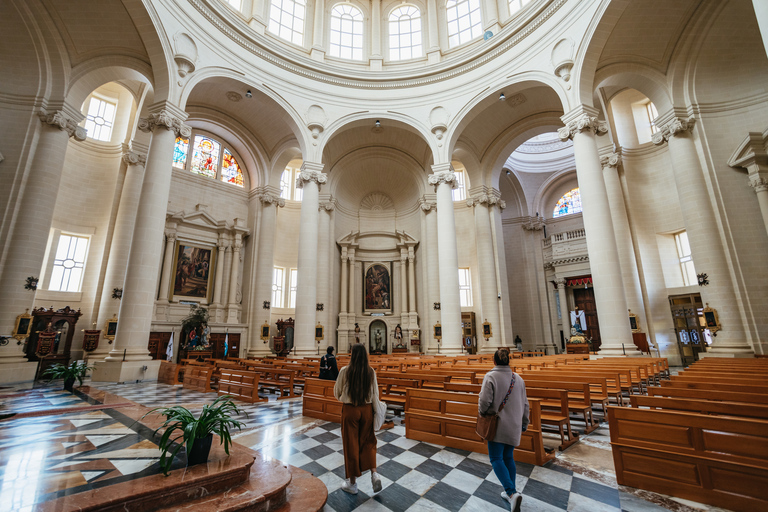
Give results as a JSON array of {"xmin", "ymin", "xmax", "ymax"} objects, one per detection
[
  {"xmin": 534, "ymin": 169, "xmax": 579, "ymax": 220},
  {"xmin": 179, "ymin": 71, "xmax": 307, "ymax": 159},
  {"xmin": 446, "ymin": 73, "xmax": 570, "ymax": 166},
  {"xmin": 498, "ymin": 170, "xmax": 527, "ymax": 219},
  {"xmin": 593, "ymin": 63, "xmax": 674, "ymax": 117},
  {"xmin": 573, "ymin": 0, "xmax": 632, "ymax": 109},
  {"xmin": 66, "ymin": 58, "xmax": 155, "ymax": 111},
  {"xmin": 269, "ymin": 143, "xmax": 305, "ymax": 188}
]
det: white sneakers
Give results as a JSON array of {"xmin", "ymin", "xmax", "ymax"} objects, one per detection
[
  {"xmin": 371, "ymin": 472, "xmax": 383, "ymax": 493},
  {"xmin": 501, "ymin": 491, "xmax": 523, "ymax": 511},
  {"xmin": 341, "ymin": 473, "xmax": 382, "ymax": 495},
  {"xmin": 341, "ymin": 479, "xmax": 358, "ymax": 494}
]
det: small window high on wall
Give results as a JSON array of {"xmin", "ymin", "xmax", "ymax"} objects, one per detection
[
  {"xmin": 389, "ymin": 6, "xmax": 423, "ymax": 61},
  {"xmin": 84, "ymin": 97, "xmax": 116, "ymax": 142},
  {"xmin": 452, "ymin": 166, "xmax": 468, "ymax": 201},
  {"xmin": 269, "ymin": 0, "xmax": 306, "ymax": 45},
  {"xmin": 508, "ymin": 0, "xmax": 531, "ymax": 15},
  {"xmin": 458, "ymin": 268, "xmax": 473, "ymax": 307},
  {"xmin": 272, "ymin": 267, "xmax": 284, "ymax": 307},
  {"xmin": 289, "ymin": 268, "xmax": 298, "ymax": 308},
  {"xmin": 280, "ymin": 165, "xmax": 303, "ymax": 201},
  {"xmin": 172, "ymin": 131, "xmax": 245, "ymax": 187},
  {"xmin": 553, "ymin": 188, "xmax": 582, "ymax": 218},
  {"xmin": 330, "ymin": 4, "xmax": 364, "ymax": 60},
  {"xmin": 446, "ymin": 0, "xmax": 483, "ymax": 48},
  {"xmin": 675, "ymin": 231, "xmax": 697, "ymax": 286},
  {"xmin": 49, "ymin": 234, "xmax": 89, "ymax": 292}
]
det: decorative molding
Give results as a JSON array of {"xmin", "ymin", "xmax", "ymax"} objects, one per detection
[
  {"xmin": 428, "ymin": 170, "xmax": 457, "ymax": 189},
  {"xmin": 138, "ymin": 110, "xmax": 192, "ymax": 137},
  {"xmin": 360, "ymin": 192, "xmax": 394, "ymax": 211},
  {"xmin": 558, "ymin": 114, "xmax": 608, "ymax": 142},
  {"xmin": 122, "ymin": 150, "xmax": 147, "ymax": 166},
  {"xmin": 38, "ymin": 109, "xmax": 87, "ymax": 141},
  {"xmin": 307, "ymin": 105, "xmax": 327, "ymax": 139},
  {"xmin": 226, "ymin": 91, "xmax": 242, "ymax": 102},
  {"xmin": 296, "ymin": 169, "xmax": 328, "ymax": 189},
  {"xmin": 259, "ymin": 193, "xmax": 286, "ymax": 207},
  {"xmin": 420, "ymin": 199, "xmax": 437, "ymax": 212},
  {"xmin": 749, "ymin": 176, "xmax": 768, "ymax": 193},
  {"xmin": 521, "ymin": 216, "xmax": 545, "ymax": 231},
  {"xmin": 651, "ymin": 117, "xmax": 696, "ymax": 145},
  {"xmin": 319, "ymin": 199, "xmax": 336, "ymax": 211},
  {"xmin": 173, "ymin": 32, "xmax": 198, "ymax": 77},
  {"xmin": 600, "ymin": 151, "xmax": 622, "ymax": 169},
  {"xmin": 466, "ymin": 193, "xmax": 504, "ymax": 210},
  {"xmin": 545, "ymin": 255, "xmax": 589, "ymax": 269}
]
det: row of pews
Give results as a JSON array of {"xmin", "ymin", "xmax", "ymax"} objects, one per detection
[{"xmin": 609, "ymin": 357, "xmax": 768, "ymax": 511}]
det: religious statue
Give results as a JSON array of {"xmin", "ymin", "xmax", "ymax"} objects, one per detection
[
  {"xmin": 354, "ymin": 323, "xmax": 360, "ymax": 343},
  {"xmin": 394, "ymin": 324, "xmax": 405, "ymax": 348},
  {"xmin": 201, "ymin": 323, "xmax": 210, "ymax": 348}
]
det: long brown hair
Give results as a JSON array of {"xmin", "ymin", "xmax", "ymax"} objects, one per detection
[{"xmin": 346, "ymin": 343, "xmax": 373, "ymax": 406}]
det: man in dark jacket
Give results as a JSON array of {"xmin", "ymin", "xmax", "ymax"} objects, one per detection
[{"xmin": 319, "ymin": 346, "xmax": 339, "ymax": 380}]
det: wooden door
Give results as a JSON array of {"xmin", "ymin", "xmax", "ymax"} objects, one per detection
[
  {"xmin": 669, "ymin": 294, "xmax": 707, "ymax": 366},
  {"xmin": 209, "ymin": 333, "xmax": 240, "ymax": 359},
  {"xmin": 572, "ymin": 288, "xmax": 601, "ymax": 351},
  {"xmin": 148, "ymin": 332, "xmax": 172, "ymax": 360}
]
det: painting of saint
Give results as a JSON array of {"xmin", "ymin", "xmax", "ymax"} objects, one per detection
[
  {"xmin": 364, "ymin": 263, "xmax": 391, "ymax": 312},
  {"xmin": 171, "ymin": 244, "xmax": 214, "ymax": 301}
]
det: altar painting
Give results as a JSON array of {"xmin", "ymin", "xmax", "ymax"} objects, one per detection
[
  {"xmin": 364, "ymin": 263, "xmax": 391, "ymax": 313},
  {"xmin": 171, "ymin": 243, "xmax": 214, "ymax": 302}
]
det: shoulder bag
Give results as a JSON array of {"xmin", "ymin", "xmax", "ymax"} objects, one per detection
[{"xmin": 476, "ymin": 374, "xmax": 516, "ymax": 441}]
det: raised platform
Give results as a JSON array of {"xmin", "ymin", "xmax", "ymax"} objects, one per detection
[{"xmin": 0, "ymin": 384, "xmax": 326, "ymax": 512}]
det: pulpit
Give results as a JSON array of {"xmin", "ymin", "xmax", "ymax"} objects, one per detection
[
  {"xmin": 26, "ymin": 306, "xmax": 82, "ymax": 379},
  {"xmin": 275, "ymin": 318, "xmax": 294, "ymax": 356}
]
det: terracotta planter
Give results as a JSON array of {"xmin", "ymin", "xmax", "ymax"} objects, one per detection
[{"xmin": 187, "ymin": 434, "xmax": 213, "ymax": 466}]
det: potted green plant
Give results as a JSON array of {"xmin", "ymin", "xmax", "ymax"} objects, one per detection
[
  {"xmin": 144, "ymin": 395, "xmax": 247, "ymax": 476},
  {"xmin": 42, "ymin": 361, "xmax": 93, "ymax": 392}
]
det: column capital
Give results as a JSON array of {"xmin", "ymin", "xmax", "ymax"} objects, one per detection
[
  {"xmin": 296, "ymin": 163, "xmax": 327, "ymax": 189},
  {"xmin": 233, "ymin": 239, "xmax": 243, "ymax": 251},
  {"xmin": 420, "ymin": 197, "xmax": 437, "ymax": 212},
  {"xmin": 651, "ymin": 116, "xmax": 696, "ymax": 145},
  {"xmin": 428, "ymin": 169, "xmax": 457, "ymax": 189},
  {"xmin": 554, "ymin": 277, "xmax": 566, "ymax": 287},
  {"xmin": 319, "ymin": 199, "xmax": 336, "ymax": 211},
  {"xmin": 122, "ymin": 150, "xmax": 147, "ymax": 166},
  {"xmin": 558, "ymin": 110, "xmax": 608, "ymax": 141},
  {"xmin": 138, "ymin": 108, "xmax": 191, "ymax": 137},
  {"xmin": 600, "ymin": 151, "xmax": 622, "ymax": 169},
  {"xmin": 466, "ymin": 192, "xmax": 504, "ymax": 209},
  {"xmin": 521, "ymin": 216, "xmax": 545, "ymax": 231},
  {"xmin": 38, "ymin": 109, "xmax": 87, "ymax": 141},
  {"xmin": 750, "ymin": 175, "xmax": 768, "ymax": 193},
  {"xmin": 165, "ymin": 231, "xmax": 177, "ymax": 243},
  {"xmin": 259, "ymin": 192, "xmax": 285, "ymax": 207}
]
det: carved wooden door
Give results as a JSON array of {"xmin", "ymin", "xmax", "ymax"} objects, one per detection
[{"xmin": 572, "ymin": 288, "xmax": 601, "ymax": 351}]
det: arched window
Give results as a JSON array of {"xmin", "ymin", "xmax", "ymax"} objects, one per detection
[
  {"xmin": 172, "ymin": 132, "xmax": 245, "ymax": 188},
  {"xmin": 553, "ymin": 188, "xmax": 582, "ymax": 217},
  {"xmin": 508, "ymin": 0, "xmax": 531, "ymax": 16},
  {"xmin": 268, "ymin": 0, "xmax": 306, "ymax": 45},
  {"xmin": 279, "ymin": 163, "xmax": 303, "ymax": 201},
  {"xmin": 330, "ymin": 4, "xmax": 364, "ymax": 60},
  {"xmin": 446, "ymin": 0, "xmax": 482, "ymax": 48},
  {"xmin": 389, "ymin": 6, "xmax": 422, "ymax": 61}
]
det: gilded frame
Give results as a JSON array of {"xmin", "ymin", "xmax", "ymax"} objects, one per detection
[
  {"xmin": 169, "ymin": 242, "xmax": 216, "ymax": 303},
  {"xmin": 103, "ymin": 314, "xmax": 118, "ymax": 342},
  {"xmin": 12, "ymin": 310, "xmax": 33, "ymax": 342}
]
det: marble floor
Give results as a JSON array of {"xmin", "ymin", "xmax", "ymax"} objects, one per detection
[{"xmin": 0, "ymin": 380, "xmax": 734, "ymax": 512}]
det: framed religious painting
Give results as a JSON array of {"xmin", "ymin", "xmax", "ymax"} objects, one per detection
[
  {"xmin": 12, "ymin": 309, "xmax": 33, "ymax": 342},
  {"xmin": 315, "ymin": 324, "xmax": 324, "ymax": 341},
  {"xmin": 702, "ymin": 304, "xmax": 721, "ymax": 335},
  {"xmin": 482, "ymin": 320, "xmax": 492, "ymax": 339},
  {"xmin": 103, "ymin": 314, "xmax": 118, "ymax": 343},
  {"xmin": 433, "ymin": 322, "xmax": 442, "ymax": 340},
  {"xmin": 628, "ymin": 309, "xmax": 640, "ymax": 333},
  {"xmin": 363, "ymin": 262, "xmax": 392, "ymax": 313},
  {"xmin": 170, "ymin": 242, "xmax": 215, "ymax": 303},
  {"xmin": 260, "ymin": 322, "xmax": 271, "ymax": 341}
]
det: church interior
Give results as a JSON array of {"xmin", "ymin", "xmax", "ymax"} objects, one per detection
[{"xmin": 1, "ymin": 0, "xmax": 767, "ymax": 510}]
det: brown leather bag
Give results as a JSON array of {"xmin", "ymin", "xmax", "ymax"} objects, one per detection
[{"xmin": 476, "ymin": 375, "xmax": 516, "ymax": 441}]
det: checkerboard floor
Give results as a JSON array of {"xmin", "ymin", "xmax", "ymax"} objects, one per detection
[{"xmin": 81, "ymin": 381, "xmax": 723, "ymax": 512}]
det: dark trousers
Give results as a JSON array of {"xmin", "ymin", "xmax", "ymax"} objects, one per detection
[{"xmin": 341, "ymin": 403, "xmax": 377, "ymax": 479}]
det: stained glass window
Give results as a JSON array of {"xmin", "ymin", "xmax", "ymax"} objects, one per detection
[
  {"xmin": 221, "ymin": 149, "xmax": 244, "ymax": 187},
  {"xmin": 190, "ymin": 135, "xmax": 221, "ymax": 178},
  {"xmin": 553, "ymin": 188, "xmax": 582, "ymax": 218},
  {"xmin": 173, "ymin": 136, "xmax": 189, "ymax": 169}
]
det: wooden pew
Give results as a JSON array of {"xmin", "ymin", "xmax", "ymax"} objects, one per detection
[
  {"xmin": 303, "ymin": 378, "xmax": 342, "ymax": 422},
  {"xmin": 629, "ymin": 395, "xmax": 768, "ymax": 420},
  {"xmin": 218, "ymin": 369, "xmax": 266, "ymax": 403},
  {"xmin": 522, "ymin": 370, "xmax": 614, "ymax": 409},
  {"xmin": 660, "ymin": 380, "xmax": 768, "ymax": 394},
  {"xmin": 158, "ymin": 361, "xmax": 182, "ymax": 385},
  {"xmin": 182, "ymin": 366, "xmax": 214, "ymax": 393},
  {"xmin": 648, "ymin": 386, "xmax": 768, "ymax": 405},
  {"xmin": 522, "ymin": 378, "xmax": 597, "ymax": 432},
  {"xmin": 525, "ymin": 388, "xmax": 579, "ymax": 450},
  {"xmin": 378, "ymin": 377, "xmax": 420, "ymax": 414},
  {"xmin": 405, "ymin": 388, "xmax": 554, "ymax": 465},
  {"xmin": 608, "ymin": 406, "xmax": 768, "ymax": 511},
  {"xmin": 256, "ymin": 368, "xmax": 296, "ymax": 398}
]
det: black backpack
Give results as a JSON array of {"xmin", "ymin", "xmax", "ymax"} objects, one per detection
[{"xmin": 319, "ymin": 354, "xmax": 336, "ymax": 380}]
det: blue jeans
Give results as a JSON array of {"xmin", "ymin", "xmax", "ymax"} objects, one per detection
[{"xmin": 488, "ymin": 441, "xmax": 517, "ymax": 495}]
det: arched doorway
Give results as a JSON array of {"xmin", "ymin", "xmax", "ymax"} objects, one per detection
[{"xmin": 369, "ymin": 320, "xmax": 387, "ymax": 354}]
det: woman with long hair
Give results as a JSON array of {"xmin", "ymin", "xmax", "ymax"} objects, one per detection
[{"xmin": 334, "ymin": 343, "xmax": 382, "ymax": 495}]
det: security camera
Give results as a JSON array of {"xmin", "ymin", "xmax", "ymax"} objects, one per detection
[{"xmin": 245, "ymin": 90, "xmax": 253, "ymax": 98}]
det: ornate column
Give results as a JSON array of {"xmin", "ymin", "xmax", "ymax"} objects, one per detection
[
  {"xmin": 157, "ymin": 230, "xmax": 176, "ymax": 305},
  {"xmin": 555, "ymin": 278, "xmax": 570, "ymax": 337},
  {"xmin": 93, "ymin": 147, "xmax": 148, "ymax": 362},
  {"xmin": 653, "ymin": 115, "xmax": 752, "ymax": 355},
  {"xmin": 0, "ymin": 106, "xmax": 85, "ymax": 371},
  {"xmin": 421, "ymin": 199, "xmax": 440, "ymax": 352},
  {"xmin": 226, "ymin": 233, "xmax": 243, "ymax": 323},
  {"xmin": 213, "ymin": 238, "xmax": 227, "ymax": 306},
  {"xmin": 408, "ymin": 246, "xmax": 417, "ymax": 317},
  {"xmin": 488, "ymin": 195, "xmax": 513, "ymax": 348},
  {"xmin": 601, "ymin": 151, "xmax": 645, "ymax": 334},
  {"xmin": 400, "ymin": 250, "xmax": 408, "ymax": 321},
  {"xmin": 294, "ymin": 163, "xmax": 326, "ymax": 355},
  {"xmin": 428, "ymin": 164, "xmax": 462, "ymax": 353},
  {"xmin": 93, "ymin": 104, "xmax": 190, "ymax": 382},
  {"xmin": 559, "ymin": 106, "xmax": 633, "ymax": 354},
  {"xmin": 467, "ymin": 193, "xmax": 501, "ymax": 352}
]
